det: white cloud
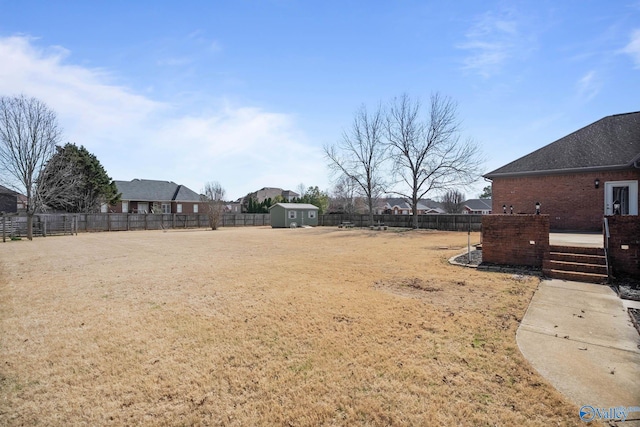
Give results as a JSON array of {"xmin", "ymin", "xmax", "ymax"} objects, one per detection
[
  {"xmin": 576, "ymin": 70, "xmax": 601, "ymax": 101},
  {"xmin": 0, "ymin": 35, "xmax": 327, "ymax": 199},
  {"xmin": 457, "ymin": 10, "xmax": 530, "ymax": 78},
  {"xmin": 621, "ymin": 29, "xmax": 640, "ymax": 68}
]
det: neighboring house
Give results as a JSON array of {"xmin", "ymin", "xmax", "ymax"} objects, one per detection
[
  {"xmin": 252, "ymin": 187, "xmax": 299, "ymax": 204},
  {"xmin": 16, "ymin": 194, "xmax": 26, "ymax": 211},
  {"xmin": 462, "ymin": 199, "xmax": 492, "ymax": 214},
  {"xmin": 227, "ymin": 199, "xmax": 243, "ymax": 213},
  {"xmin": 484, "ymin": 112, "xmax": 640, "ymax": 231},
  {"xmin": 281, "ymin": 190, "xmax": 299, "ymax": 202},
  {"xmin": 0, "ymin": 185, "xmax": 19, "ymax": 213},
  {"xmin": 269, "ymin": 203, "xmax": 319, "ymax": 228},
  {"xmin": 110, "ymin": 179, "xmax": 202, "ymax": 214},
  {"xmin": 382, "ymin": 197, "xmax": 445, "ymax": 215}
]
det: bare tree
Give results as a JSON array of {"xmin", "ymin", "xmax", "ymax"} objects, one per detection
[
  {"xmin": 441, "ymin": 189, "xmax": 466, "ymax": 213},
  {"xmin": 296, "ymin": 183, "xmax": 306, "ymax": 200},
  {"xmin": 329, "ymin": 175, "xmax": 358, "ymax": 214},
  {"xmin": 386, "ymin": 93, "xmax": 482, "ymax": 228},
  {"xmin": 201, "ymin": 181, "xmax": 226, "ymax": 230},
  {"xmin": 325, "ymin": 104, "xmax": 388, "ymax": 226},
  {"xmin": 0, "ymin": 95, "xmax": 61, "ymax": 239}
]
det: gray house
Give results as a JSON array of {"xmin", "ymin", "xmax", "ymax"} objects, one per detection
[
  {"xmin": 110, "ymin": 179, "xmax": 201, "ymax": 214},
  {"xmin": 269, "ymin": 203, "xmax": 319, "ymax": 228}
]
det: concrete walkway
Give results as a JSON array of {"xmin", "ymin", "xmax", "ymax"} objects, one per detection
[{"xmin": 517, "ymin": 279, "xmax": 640, "ymax": 423}]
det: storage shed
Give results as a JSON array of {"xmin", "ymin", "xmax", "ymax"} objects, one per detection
[{"xmin": 269, "ymin": 203, "xmax": 319, "ymax": 228}]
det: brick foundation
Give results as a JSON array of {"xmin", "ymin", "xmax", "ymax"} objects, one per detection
[
  {"xmin": 482, "ymin": 215, "xmax": 549, "ymax": 267},
  {"xmin": 606, "ymin": 215, "xmax": 640, "ymax": 278}
]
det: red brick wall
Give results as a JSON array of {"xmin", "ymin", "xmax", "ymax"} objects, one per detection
[
  {"xmin": 171, "ymin": 202, "xmax": 199, "ymax": 214},
  {"xmin": 606, "ymin": 215, "xmax": 640, "ymax": 278},
  {"xmin": 491, "ymin": 169, "xmax": 640, "ymax": 231},
  {"xmin": 482, "ymin": 215, "xmax": 550, "ymax": 267},
  {"xmin": 108, "ymin": 201, "xmax": 201, "ymax": 214}
]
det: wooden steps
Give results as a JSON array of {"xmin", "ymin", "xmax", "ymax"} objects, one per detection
[{"xmin": 543, "ymin": 245, "xmax": 608, "ymax": 284}]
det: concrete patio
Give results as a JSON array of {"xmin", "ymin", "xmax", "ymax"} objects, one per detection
[{"xmin": 550, "ymin": 232, "xmax": 603, "ymax": 248}]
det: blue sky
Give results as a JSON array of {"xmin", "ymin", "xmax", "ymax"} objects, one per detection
[{"xmin": 1, "ymin": 1, "xmax": 639, "ymax": 200}]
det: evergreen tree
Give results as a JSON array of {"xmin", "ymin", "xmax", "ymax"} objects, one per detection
[{"xmin": 38, "ymin": 143, "xmax": 119, "ymax": 212}]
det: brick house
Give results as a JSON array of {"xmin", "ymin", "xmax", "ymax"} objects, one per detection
[
  {"xmin": 382, "ymin": 198, "xmax": 445, "ymax": 215},
  {"xmin": 484, "ymin": 112, "xmax": 640, "ymax": 231},
  {"xmin": 109, "ymin": 179, "xmax": 202, "ymax": 214},
  {"xmin": 462, "ymin": 199, "xmax": 492, "ymax": 214}
]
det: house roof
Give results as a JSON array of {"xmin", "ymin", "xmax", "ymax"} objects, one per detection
[
  {"xmin": 269, "ymin": 203, "xmax": 319, "ymax": 210},
  {"xmin": 384, "ymin": 197, "xmax": 445, "ymax": 212},
  {"xmin": 463, "ymin": 199, "xmax": 492, "ymax": 211},
  {"xmin": 115, "ymin": 179, "xmax": 200, "ymax": 202},
  {"xmin": 484, "ymin": 112, "xmax": 640, "ymax": 178},
  {"xmin": 0, "ymin": 185, "xmax": 19, "ymax": 196}
]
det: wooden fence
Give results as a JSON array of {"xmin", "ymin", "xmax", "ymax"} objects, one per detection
[
  {"xmin": 319, "ymin": 214, "xmax": 483, "ymax": 231},
  {"xmin": 0, "ymin": 213, "xmax": 271, "ymax": 239},
  {"xmin": 1, "ymin": 212, "xmax": 482, "ymax": 240}
]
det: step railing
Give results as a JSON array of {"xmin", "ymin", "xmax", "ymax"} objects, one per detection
[{"xmin": 603, "ymin": 217, "xmax": 612, "ymax": 284}]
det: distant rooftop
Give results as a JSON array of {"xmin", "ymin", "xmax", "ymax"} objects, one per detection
[{"xmin": 115, "ymin": 179, "xmax": 200, "ymax": 202}]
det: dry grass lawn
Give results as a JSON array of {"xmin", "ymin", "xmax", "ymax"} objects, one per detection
[{"xmin": 0, "ymin": 227, "xmax": 579, "ymax": 426}]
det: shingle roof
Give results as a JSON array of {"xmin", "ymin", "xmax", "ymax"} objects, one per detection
[
  {"xmin": 384, "ymin": 197, "xmax": 445, "ymax": 212},
  {"xmin": 115, "ymin": 179, "xmax": 200, "ymax": 202},
  {"xmin": 0, "ymin": 185, "xmax": 19, "ymax": 195},
  {"xmin": 463, "ymin": 199, "xmax": 492, "ymax": 210},
  {"xmin": 484, "ymin": 112, "xmax": 640, "ymax": 178},
  {"xmin": 269, "ymin": 203, "xmax": 319, "ymax": 210}
]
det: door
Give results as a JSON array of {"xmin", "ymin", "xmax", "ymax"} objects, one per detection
[
  {"xmin": 138, "ymin": 202, "xmax": 149, "ymax": 214},
  {"xmin": 604, "ymin": 180, "xmax": 638, "ymax": 215}
]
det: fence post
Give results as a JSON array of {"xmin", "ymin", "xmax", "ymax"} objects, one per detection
[{"xmin": 2, "ymin": 215, "xmax": 5, "ymax": 242}]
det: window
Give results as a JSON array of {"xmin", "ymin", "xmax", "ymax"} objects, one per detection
[
  {"xmin": 193, "ymin": 204, "xmax": 198, "ymax": 214},
  {"xmin": 177, "ymin": 204, "xmax": 183, "ymax": 213},
  {"xmin": 308, "ymin": 210, "xmax": 316, "ymax": 219},
  {"xmin": 122, "ymin": 201, "xmax": 128, "ymax": 213},
  {"xmin": 288, "ymin": 210, "xmax": 297, "ymax": 219},
  {"xmin": 162, "ymin": 203, "xmax": 171, "ymax": 214}
]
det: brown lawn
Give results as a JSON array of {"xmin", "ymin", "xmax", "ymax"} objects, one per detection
[{"xmin": 0, "ymin": 227, "xmax": 578, "ymax": 426}]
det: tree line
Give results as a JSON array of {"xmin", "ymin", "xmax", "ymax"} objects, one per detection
[
  {"xmin": 242, "ymin": 184, "xmax": 329, "ymax": 214},
  {"xmin": 1, "ymin": 92, "xmax": 485, "ymax": 237},
  {"xmin": 325, "ymin": 93, "xmax": 483, "ymax": 228},
  {"xmin": 0, "ymin": 95, "xmax": 119, "ymax": 239}
]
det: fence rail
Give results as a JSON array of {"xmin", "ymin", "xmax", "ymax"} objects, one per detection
[
  {"xmin": 1, "ymin": 213, "xmax": 272, "ymax": 239},
  {"xmin": 1, "ymin": 212, "xmax": 482, "ymax": 240},
  {"xmin": 319, "ymin": 214, "xmax": 483, "ymax": 231}
]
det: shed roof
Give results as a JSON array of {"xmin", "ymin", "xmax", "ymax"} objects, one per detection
[
  {"xmin": 484, "ymin": 112, "xmax": 640, "ymax": 178},
  {"xmin": 269, "ymin": 203, "xmax": 319, "ymax": 210},
  {"xmin": 115, "ymin": 179, "xmax": 200, "ymax": 202}
]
